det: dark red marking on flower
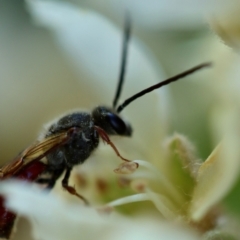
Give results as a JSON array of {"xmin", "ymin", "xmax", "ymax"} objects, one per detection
[{"xmin": 96, "ymin": 178, "xmax": 108, "ymax": 194}]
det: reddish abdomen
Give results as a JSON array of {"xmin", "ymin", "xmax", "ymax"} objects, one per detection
[{"xmin": 0, "ymin": 161, "xmax": 46, "ymax": 239}]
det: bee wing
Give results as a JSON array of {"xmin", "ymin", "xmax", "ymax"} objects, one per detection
[{"xmin": 0, "ymin": 131, "xmax": 70, "ymax": 179}]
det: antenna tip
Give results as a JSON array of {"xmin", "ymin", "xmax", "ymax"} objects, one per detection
[{"xmin": 201, "ymin": 62, "xmax": 212, "ymax": 68}]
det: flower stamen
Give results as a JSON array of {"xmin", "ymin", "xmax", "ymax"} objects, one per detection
[
  {"xmin": 133, "ymin": 160, "xmax": 185, "ymax": 206},
  {"xmin": 105, "ymin": 191, "xmax": 176, "ymax": 220}
]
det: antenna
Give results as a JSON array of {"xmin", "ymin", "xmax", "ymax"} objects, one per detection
[
  {"xmin": 117, "ymin": 62, "xmax": 212, "ymax": 113},
  {"xmin": 113, "ymin": 13, "xmax": 131, "ymax": 109}
]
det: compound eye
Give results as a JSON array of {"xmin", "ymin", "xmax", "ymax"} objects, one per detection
[{"xmin": 106, "ymin": 113, "xmax": 129, "ymax": 135}]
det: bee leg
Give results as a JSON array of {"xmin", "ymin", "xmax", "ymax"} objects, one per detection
[
  {"xmin": 62, "ymin": 167, "xmax": 89, "ymax": 206},
  {"xmin": 94, "ymin": 126, "xmax": 130, "ymax": 162},
  {"xmin": 36, "ymin": 166, "xmax": 65, "ymax": 189}
]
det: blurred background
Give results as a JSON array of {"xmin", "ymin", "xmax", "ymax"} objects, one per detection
[{"xmin": 1, "ymin": 0, "xmax": 240, "ymax": 238}]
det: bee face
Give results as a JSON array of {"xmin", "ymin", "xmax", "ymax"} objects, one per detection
[{"xmin": 92, "ymin": 106, "xmax": 132, "ymax": 136}]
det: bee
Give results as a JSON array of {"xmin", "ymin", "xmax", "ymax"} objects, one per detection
[{"xmin": 0, "ymin": 16, "xmax": 211, "ymax": 239}]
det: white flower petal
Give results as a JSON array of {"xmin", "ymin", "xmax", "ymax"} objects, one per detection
[
  {"xmin": 189, "ymin": 108, "xmax": 240, "ymax": 221},
  {"xmin": 0, "ymin": 181, "xmax": 199, "ymax": 240},
  {"xmin": 188, "ymin": 49, "xmax": 240, "ymax": 221},
  {"xmin": 26, "ymin": 0, "xmax": 164, "ymax": 97},
  {"xmin": 114, "ymin": 0, "xmax": 214, "ymax": 30},
  {"xmin": 84, "ymin": 0, "xmax": 220, "ymax": 30}
]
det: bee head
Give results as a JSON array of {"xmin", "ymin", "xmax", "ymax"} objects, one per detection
[{"xmin": 92, "ymin": 106, "xmax": 132, "ymax": 136}]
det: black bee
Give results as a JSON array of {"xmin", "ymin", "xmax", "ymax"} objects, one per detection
[{"xmin": 0, "ymin": 15, "xmax": 211, "ymax": 239}]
